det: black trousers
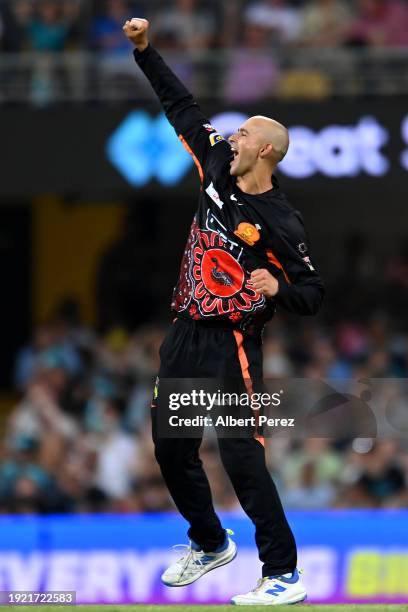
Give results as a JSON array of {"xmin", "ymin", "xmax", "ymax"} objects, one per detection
[{"xmin": 152, "ymin": 317, "xmax": 297, "ymax": 577}]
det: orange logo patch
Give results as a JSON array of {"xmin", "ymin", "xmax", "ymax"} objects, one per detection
[{"xmin": 234, "ymin": 222, "xmax": 260, "ymax": 246}]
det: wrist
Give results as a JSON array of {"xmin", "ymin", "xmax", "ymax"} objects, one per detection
[{"xmin": 135, "ymin": 41, "xmax": 149, "ymax": 52}]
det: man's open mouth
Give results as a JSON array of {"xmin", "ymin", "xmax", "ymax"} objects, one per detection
[{"xmin": 231, "ymin": 147, "xmax": 239, "ymax": 161}]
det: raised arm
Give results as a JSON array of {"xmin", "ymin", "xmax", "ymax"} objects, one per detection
[{"xmin": 123, "ymin": 18, "xmax": 231, "ymax": 181}]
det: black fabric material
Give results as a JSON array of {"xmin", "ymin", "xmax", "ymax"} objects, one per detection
[
  {"xmin": 152, "ymin": 318, "xmax": 297, "ymax": 576},
  {"xmin": 134, "ymin": 45, "xmax": 325, "ymax": 328}
]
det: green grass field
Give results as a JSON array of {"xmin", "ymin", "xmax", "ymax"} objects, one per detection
[{"xmin": 0, "ymin": 606, "xmax": 407, "ymax": 612}]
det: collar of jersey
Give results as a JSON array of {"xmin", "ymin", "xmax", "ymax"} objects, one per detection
[{"xmin": 233, "ymin": 174, "xmax": 280, "ymax": 200}]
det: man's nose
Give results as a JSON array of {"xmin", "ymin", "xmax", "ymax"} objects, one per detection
[{"xmin": 229, "ymin": 133, "xmax": 237, "ymax": 144}]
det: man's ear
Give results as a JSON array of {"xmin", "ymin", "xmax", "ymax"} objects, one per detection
[{"xmin": 259, "ymin": 143, "xmax": 275, "ymax": 160}]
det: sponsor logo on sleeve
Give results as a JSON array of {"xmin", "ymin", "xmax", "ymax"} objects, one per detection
[
  {"xmin": 203, "ymin": 123, "xmax": 216, "ymax": 132},
  {"xmin": 205, "ymin": 181, "xmax": 224, "ymax": 209},
  {"xmin": 234, "ymin": 222, "xmax": 261, "ymax": 246},
  {"xmin": 209, "ymin": 132, "xmax": 224, "ymax": 146},
  {"xmin": 303, "ymin": 256, "xmax": 315, "ymax": 270}
]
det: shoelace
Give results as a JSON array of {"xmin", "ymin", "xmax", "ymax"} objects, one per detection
[
  {"xmin": 252, "ymin": 577, "xmax": 271, "ymax": 593},
  {"xmin": 171, "ymin": 544, "xmax": 205, "ymax": 579},
  {"xmin": 171, "ymin": 529, "xmax": 234, "ymax": 581}
]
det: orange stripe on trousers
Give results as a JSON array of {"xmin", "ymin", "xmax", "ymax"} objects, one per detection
[{"xmin": 233, "ymin": 330, "xmax": 264, "ymax": 446}]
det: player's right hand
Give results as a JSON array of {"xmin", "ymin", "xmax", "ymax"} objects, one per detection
[{"xmin": 123, "ymin": 18, "xmax": 149, "ymax": 52}]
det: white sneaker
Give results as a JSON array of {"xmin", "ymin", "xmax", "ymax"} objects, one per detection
[
  {"xmin": 231, "ymin": 569, "xmax": 307, "ymax": 605},
  {"xmin": 161, "ymin": 530, "xmax": 237, "ymax": 587}
]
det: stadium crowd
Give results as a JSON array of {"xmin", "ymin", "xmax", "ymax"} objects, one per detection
[
  {"xmin": 2, "ymin": 0, "xmax": 408, "ymax": 53},
  {"xmin": 1, "ymin": 0, "xmax": 408, "ymax": 102},
  {"xmin": 2, "ymin": 239, "xmax": 408, "ymax": 514}
]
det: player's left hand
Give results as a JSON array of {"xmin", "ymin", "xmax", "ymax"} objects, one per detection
[{"xmin": 249, "ymin": 268, "xmax": 279, "ymax": 298}]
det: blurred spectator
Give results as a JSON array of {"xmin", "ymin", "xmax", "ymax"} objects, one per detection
[
  {"xmin": 297, "ymin": 0, "xmax": 352, "ymax": 47},
  {"xmin": 14, "ymin": 324, "xmax": 57, "ymax": 391},
  {"xmin": 9, "ymin": 359, "xmax": 78, "ymax": 443},
  {"xmin": 152, "ymin": 0, "xmax": 215, "ymax": 52},
  {"xmin": 335, "ymin": 322, "xmax": 368, "ymax": 363},
  {"xmin": 14, "ymin": 319, "xmax": 82, "ymax": 391},
  {"xmin": 90, "ymin": 0, "xmax": 140, "ymax": 55},
  {"xmin": 86, "ymin": 398, "xmax": 140, "ymax": 501},
  {"xmin": 7, "ymin": 0, "xmax": 33, "ymax": 51},
  {"xmin": 224, "ymin": 24, "xmax": 279, "ymax": 103},
  {"xmin": 0, "ymin": 436, "xmax": 51, "ymax": 498},
  {"xmin": 244, "ymin": 0, "xmax": 300, "ymax": 45},
  {"xmin": 308, "ymin": 337, "xmax": 352, "ymax": 378},
  {"xmin": 281, "ymin": 438, "xmax": 343, "ymax": 491},
  {"xmin": 22, "ymin": 1, "xmax": 78, "ymax": 52},
  {"xmin": 0, "ymin": 435, "xmax": 74, "ymax": 513},
  {"xmin": 0, "ymin": 1, "xmax": 19, "ymax": 50},
  {"xmin": 346, "ymin": 0, "xmax": 408, "ymax": 47},
  {"xmin": 264, "ymin": 337, "xmax": 293, "ymax": 376},
  {"xmin": 355, "ymin": 441, "xmax": 406, "ymax": 504},
  {"xmin": 283, "ymin": 461, "xmax": 336, "ymax": 509},
  {"xmin": 4, "ymin": 315, "xmax": 408, "ymax": 513}
]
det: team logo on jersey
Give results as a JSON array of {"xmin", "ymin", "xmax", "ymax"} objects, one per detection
[
  {"xmin": 203, "ymin": 123, "xmax": 216, "ymax": 132},
  {"xmin": 201, "ymin": 248, "xmax": 244, "ymax": 298},
  {"xmin": 191, "ymin": 230, "xmax": 265, "ymax": 316},
  {"xmin": 209, "ymin": 132, "xmax": 224, "ymax": 146},
  {"xmin": 234, "ymin": 222, "xmax": 261, "ymax": 246},
  {"xmin": 298, "ymin": 242, "xmax": 307, "ymax": 254},
  {"xmin": 230, "ymin": 194, "xmax": 244, "ymax": 206}
]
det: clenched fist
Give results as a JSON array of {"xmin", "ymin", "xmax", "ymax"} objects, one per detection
[
  {"xmin": 123, "ymin": 18, "xmax": 149, "ymax": 52},
  {"xmin": 249, "ymin": 268, "xmax": 279, "ymax": 298}
]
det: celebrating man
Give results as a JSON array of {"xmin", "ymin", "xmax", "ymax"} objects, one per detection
[{"xmin": 123, "ymin": 17, "xmax": 324, "ymax": 606}]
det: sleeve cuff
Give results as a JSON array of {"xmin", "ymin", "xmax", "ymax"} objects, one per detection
[
  {"xmin": 275, "ymin": 277, "xmax": 290, "ymax": 301},
  {"xmin": 133, "ymin": 44, "xmax": 151, "ymax": 61}
]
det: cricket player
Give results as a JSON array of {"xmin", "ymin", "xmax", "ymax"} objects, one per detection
[{"xmin": 123, "ymin": 17, "xmax": 324, "ymax": 606}]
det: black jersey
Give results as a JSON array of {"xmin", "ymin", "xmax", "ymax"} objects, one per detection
[{"xmin": 134, "ymin": 45, "xmax": 324, "ymax": 332}]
